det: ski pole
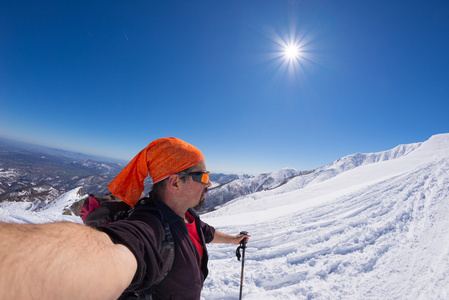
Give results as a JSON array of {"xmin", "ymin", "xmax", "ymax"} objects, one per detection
[{"xmin": 236, "ymin": 231, "xmax": 248, "ymax": 300}]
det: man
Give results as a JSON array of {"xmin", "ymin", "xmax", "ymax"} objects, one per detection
[{"xmin": 0, "ymin": 137, "xmax": 250, "ymax": 299}]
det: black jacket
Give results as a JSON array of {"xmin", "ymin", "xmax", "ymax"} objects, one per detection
[{"xmin": 100, "ymin": 198, "xmax": 215, "ymax": 300}]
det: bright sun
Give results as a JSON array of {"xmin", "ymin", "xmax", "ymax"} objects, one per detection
[
  {"xmin": 262, "ymin": 23, "xmax": 316, "ymax": 81},
  {"xmin": 284, "ymin": 44, "xmax": 301, "ymax": 59}
]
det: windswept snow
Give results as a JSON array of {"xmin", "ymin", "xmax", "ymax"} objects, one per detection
[{"xmin": 1, "ymin": 133, "xmax": 448, "ymax": 299}]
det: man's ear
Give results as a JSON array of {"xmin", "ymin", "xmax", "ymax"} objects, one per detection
[{"xmin": 166, "ymin": 174, "xmax": 180, "ymax": 192}]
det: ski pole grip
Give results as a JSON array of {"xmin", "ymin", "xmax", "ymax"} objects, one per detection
[{"xmin": 239, "ymin": 231, "xmax": 249, "ymax": 246}]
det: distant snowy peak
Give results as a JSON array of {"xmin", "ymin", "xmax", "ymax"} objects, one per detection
[
  {"xmin": 209, "ymin": 173, "xmax": 253, "ymax": 188},
  {"xmin": 203, "ymin": 167, "xmax": 310, "ymax": 211},
  {"xmin": 255, "ymin": 167, "xmax": 309, "ymax": 191}
]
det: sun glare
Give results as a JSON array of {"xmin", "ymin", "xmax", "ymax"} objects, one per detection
[
  {"xmin": 271, "ymin": 36, "xmax": 310, "ymax": 81},
  {"xmin": 262, "ymin": 26, "xmax": 314, "ymax": 83},
  {"xmin": 284, "ymin": 44, "xmax": 301, "ymax": 59},
  {"xmin": 257, "ymin": 13, "xmax": 319, "ymax": 85}
]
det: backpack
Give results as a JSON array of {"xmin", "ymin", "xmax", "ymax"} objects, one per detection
[
  {"xmin": 80, "ymin": 194, "xmax": 132, "ymax": 227},
  {"xmin": 80, "ymin": 194, "xmax": 175, "ymax": 299}
]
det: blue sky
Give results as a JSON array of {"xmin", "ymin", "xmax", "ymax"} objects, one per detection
[{"xmin": 1, "ymin": 0, "xmax": 448, "ymax": 174}]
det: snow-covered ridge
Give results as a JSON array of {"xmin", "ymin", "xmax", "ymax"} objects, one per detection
[
  {"xmin": 204, "ymin": 133, "xmax": 449, "ymax": 222},
  {"xmin": 273, "ymin": 137, "xmax": 423, "ymax": 191},
  {"xmin": 323, "ymin": 141, "xmax": 422, "ymax": 171},
  {"xmin": 204, "ymin": 136, "xmax": 425, "ymax": 212}
]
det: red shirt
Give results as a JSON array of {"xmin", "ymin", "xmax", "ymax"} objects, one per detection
[{"xmin": 185, "ymin": 212, "xmax": 204, "ymax": 261}]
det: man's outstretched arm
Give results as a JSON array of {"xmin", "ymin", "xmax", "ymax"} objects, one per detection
[
  {"xmin": 211, "ymin": 230, "xmax": 251, "ymax": 245},
  {"xmin": 0, "ymin": 221, "xmax": 137, "ymax": 300}
]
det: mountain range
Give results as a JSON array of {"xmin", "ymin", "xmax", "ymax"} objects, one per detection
[
  {"xmin": 0, "ymin": 137, "xmax": 252, "ymax": 206},
  {"xmin": 203, "ymin": 137, "xmax": 422, "ymax": 212},
  {"xmin": 0, "ymin": 137, "xmax": 126, "ymax": 202},
  {"xmin": 0, "ymin": 135, "xmax": 435, "ymax": 215}
]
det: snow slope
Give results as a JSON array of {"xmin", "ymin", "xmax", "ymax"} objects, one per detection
[
  {"xmin": 1, "ymin": 133, "xmax": 448, "ymax": 299},
  {"xmin": 201, "ymin": 133, "xmax": 449, "ymax": 299},
  {"xmin": 0, "ymin": 187, "xmax": 84, "ymax": 224}
]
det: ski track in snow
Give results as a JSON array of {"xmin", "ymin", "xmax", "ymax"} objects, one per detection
[{"xmin": 202, "ymin": 158, "xmax": 449, "ymax": 299}]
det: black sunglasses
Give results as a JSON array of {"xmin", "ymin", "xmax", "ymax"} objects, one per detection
[{"xmin": 188, "ymin": 171, "xmax": 210, "ymax": 184}]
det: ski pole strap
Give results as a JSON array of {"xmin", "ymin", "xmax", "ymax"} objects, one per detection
[
  {"xmin": 236, "ymin": 245, "xmax": 243, "ymax": 261},
  {"xmin": 236, "ymin": 231, "xmax": 248, "ymax": 261}
]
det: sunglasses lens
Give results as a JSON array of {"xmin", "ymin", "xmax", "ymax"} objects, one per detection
[
  {"xmin": 201, "ymin": 172, "xmax": 210, "ymax": 184},
  {"xmin": 190, "ymin": 171, "xmax": 210, "ymax": 184}
]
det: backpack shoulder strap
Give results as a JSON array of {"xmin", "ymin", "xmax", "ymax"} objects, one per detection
[
  {"xmin": 152, "ymin": 221, "xmax": 175, "ymax": 286},
  {"xmin": 137, "ymin": 199, "xmax": 175, "ymax": 287}
]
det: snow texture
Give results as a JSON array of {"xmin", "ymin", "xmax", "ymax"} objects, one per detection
[
  {"xmin": 0, "ymin": 187, "xmax": 84, "ymax": 224},
  {"xmin": 1, "ymin": 133, "xmax": 449, "ymax": 299}
]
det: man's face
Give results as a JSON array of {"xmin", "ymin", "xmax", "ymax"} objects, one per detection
[{"xmin": 181, "ymin": 160, "xmax": 211, "ymax": 209}]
